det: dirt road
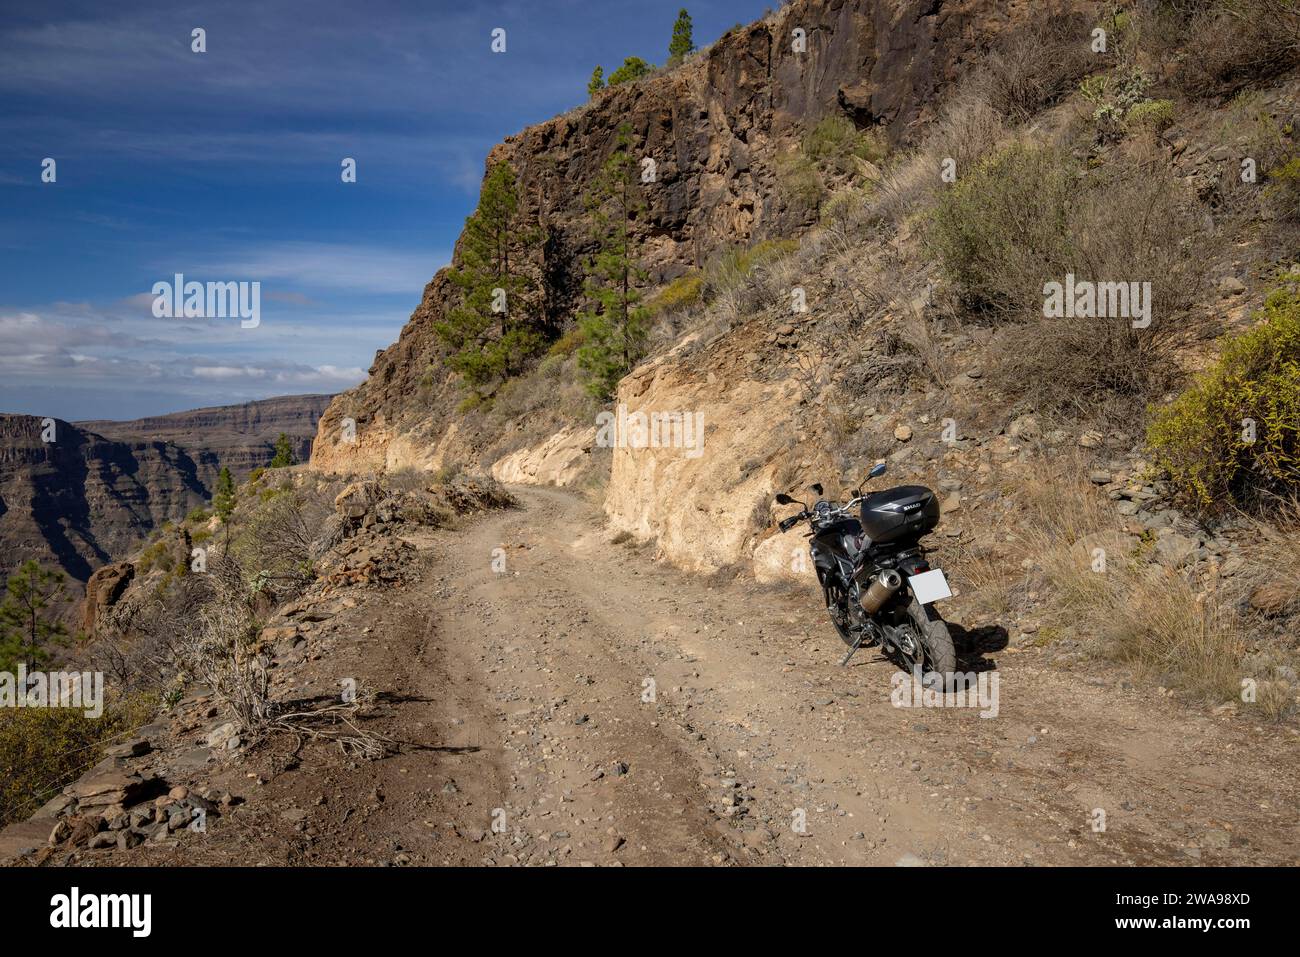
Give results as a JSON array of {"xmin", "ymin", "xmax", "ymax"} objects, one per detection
[{"xmin": 118, "ymin": 485, "xmax": 1299, "ymax": 866}]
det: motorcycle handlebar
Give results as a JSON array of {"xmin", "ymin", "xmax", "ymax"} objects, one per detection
[
  {"xmin": 777, "ymin": 496, "xmax": 865, "ymax": 532},
  {"xmin": 776, "ymin": 487, "xmax": 871, "ymax": 532}
]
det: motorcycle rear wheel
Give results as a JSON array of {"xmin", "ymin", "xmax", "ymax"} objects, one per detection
[{"xmin": 904, "ymin": 598, "xmax": 957, "ymax": 690}]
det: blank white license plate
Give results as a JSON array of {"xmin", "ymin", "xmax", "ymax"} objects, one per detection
[{"xmin": 909, "ymin": 569, "xmax": 952, "ymax": 605}]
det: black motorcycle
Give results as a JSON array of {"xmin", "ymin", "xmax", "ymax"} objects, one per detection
[{"xmin": 775, "ymin": 462, "xmax": 957, "ymax": 687}]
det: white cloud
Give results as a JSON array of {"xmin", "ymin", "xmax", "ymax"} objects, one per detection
[
  {"xmin": 197, "ymin": 241, "xmax": 448, "ymax": 295},
  {"xmin": 0, "ymin": 299, "xmax": 376, "ymax": 417}
]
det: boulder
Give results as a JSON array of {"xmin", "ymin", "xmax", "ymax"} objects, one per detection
[
  {"xmin": 0, "ymin": 818, "xmax": 57, "ymax": 860},
  {"xmin": 80, "ymin": 560, "xmax": 134, "ymax": 639},
  {"xmin": 206, "ymin": 721, "xmax": 241, "ymax": 750},
  {"xmin": 1154, "ymin": 533, "xmax": 1197, "ymax": 568},
  {"xmin": 1218, "ymin": 276, "xmax": 1246, "ymax": 297},
  {"xmin": 67, "ymin": 770, "xmax": 151, "ymax": 808}
]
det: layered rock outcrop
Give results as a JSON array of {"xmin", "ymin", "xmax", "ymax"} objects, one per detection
[{"xmin": 0, "ymin": 395, "xmax": 331, "ymax": 584}]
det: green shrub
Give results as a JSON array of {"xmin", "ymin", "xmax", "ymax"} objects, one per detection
[
  {"xmin": 136, "ymin": 538, "xmax": 174, "ymax": 574},
  {"xmin": 820, "ymin": 188, "xmax": 868, "ymax": 228},
  {"xmin": 646, "ymin": 272, "xmax": 702, "ymax": 314},
  {"xmin": 232, "ymin": 490, "xmax": 321, "ymax": 594},
  {"xmin": 925, "ymin": 144, "xmax": 1076, "ymax": 317},
  {"xmin": 456, "ymin": 392, "xmax": 485, "ymax": 414},
  {"xmin": 701, "ymin": 239, "xmax": 798, "ymax": 302},
  {"xmin": 1127, "ymin": 98, "xmax": 1176, "ymax": 132},
  {"xmin": 1080, "ymin": 66, "xmax": 1150, "ymax": 113},
  {"xmin": 257, "ymin": 484, "xmax": 290, "ymax": 503},
  {"xmin": 1149, "ymin": 277, "xmax": 1300, "ymax": 512},
  {"xmin": 547, "ymin": 326, "xmax": 585, "ymax": 357},
  {"xmin": 0, "ymin": 693, "xmax": 156, "ymax": 826},
  {"xmin": 432, "ymin": 461, "xmax": 464, "ymax": 485},
  {"xmin": 185, "ymin": 507, "xmax": 211, "ymax": 524},
  {"xmin": 802, "ymin": 115, "xmax": 887, "ymax": 176},
  {"xmin": 536, "ymin": 352, "xmax": 567, "ymax": 380},
  {"xmin": 775, "ymin": 150, "xmax": 824, "ymax": 209},
  {"xmin": 930, "ymin": 141, "xmax": 1206, "ymax": 415},
  {"xmin": 1267, "ymin": 155, "xmax": 1300, "ymax": 221},
  {"xmin": 608, "ymin": 56, "xmax": 654, "ymax": 86}
]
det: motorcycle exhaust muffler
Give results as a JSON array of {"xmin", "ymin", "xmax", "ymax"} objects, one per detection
[{"xmin": 859, "ymin": 569, "xmax": 902, "ymax": 614}]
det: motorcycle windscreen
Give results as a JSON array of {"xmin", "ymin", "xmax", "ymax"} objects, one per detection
[{"xmin": 909, "ymin": 568, "xmax": 953, "ymax": 605}]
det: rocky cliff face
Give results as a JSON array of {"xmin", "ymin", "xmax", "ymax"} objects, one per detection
[
  {"xmin": 78, "ymin": 393, "xmax": 331, "ymax": 479},
  {"xmin": 311, "ymin": 0, "xmax": 1060, "ymax": 474},
  {"xmin": 0, "ymin": 395, "xmax": 331, "ymax": 584}
]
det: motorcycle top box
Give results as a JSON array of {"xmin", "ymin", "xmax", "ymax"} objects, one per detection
[{"xmin": 859, "ymin": 485, "xmax": 940, "ymax": 544}]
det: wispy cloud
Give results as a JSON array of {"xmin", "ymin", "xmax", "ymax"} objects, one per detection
[
  {"xmin": 196, "ymin": 241, "xmax": 448, "ymax": 295},
  {"xmin": 0, "ymin": 296, "xmax": 399, "ymax": 418}
]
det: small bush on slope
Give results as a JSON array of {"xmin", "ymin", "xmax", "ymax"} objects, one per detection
[
  {"xmin": 978, "ymin": 8, "xmax": 1094, "ymax": 121},
  {"xmin": 927, "ymin": 142, "xmax": 1207, "ymax": 417},
  {"xmin": 1148, "ymin": 276, "xmax": 1300, "ymax": 513},
  {"xmin": 1005, "ymin": 468, "xmax": 1263, "ymax": 711},
  {"xmin": 1174, "ymin": 0, "xmax": 1300, "ymax": 99},
  {"xmin": 1268, "ymin": 155, "xmax": 1300, "ymax": 222},
  {"xmin": 0, "ymin": 693, "xmax": 155, "ymax": 827},
  {"xmin": 925, "ymin": 143, "xmax": 1076, "ymax": 318},
  {"xmin": 802, "ymin": 115, "xmax": 887, "ymax": 177},
  {"xmin": 775, "ymin": 149, "xmax": 824, "ymax": 210},
  {"xmin": 646, "ymin": 272, "xmax": 702, "ymax": 316}
]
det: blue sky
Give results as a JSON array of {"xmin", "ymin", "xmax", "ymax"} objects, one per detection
[{"xmin": 0, "ymin": 0, "xmax": 772, "ymax": 421}]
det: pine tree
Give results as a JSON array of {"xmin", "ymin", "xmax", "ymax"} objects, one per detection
[
  {"xmin": 270, "ymin": 433, "xmax": 294, "ymax": 468},
  {"xmin": 435, "ymin": 161, "xmax": 542, "ymax": 399},
  {"xmin": 214, "ymin": 466, "xmax": 236, "ymax": 523},
  {"xmin": 0, "ymin": 561, "xmax": 68, "ymax": 674},
  {"xmin": 577, "ymin": 123, "xmax": 650, "ymax": 399},
  {"xmin": 608, "ymin": 56, "xmax": 654, "ymax": 86},
  {"xmin": 668, "ymin": 9, "xmax": 695, "ymax": 67},
  {"xmin": 588, "ymin": 65, "xmax": 605, "ymax": 98}
]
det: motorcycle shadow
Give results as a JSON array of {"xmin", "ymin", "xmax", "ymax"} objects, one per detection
[{"xmin": 949, "ymin": 622, "xmax": 1009, "ymax": 674}]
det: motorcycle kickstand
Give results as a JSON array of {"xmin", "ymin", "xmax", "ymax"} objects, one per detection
[{"xmin": 839, "ymin": 632, "xmax": 866, "ymax": 667}]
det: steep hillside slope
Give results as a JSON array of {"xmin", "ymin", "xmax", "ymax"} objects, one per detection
[{"xmin": 310, "ymin": 0, "xmax": 1088, "ymax": 474}]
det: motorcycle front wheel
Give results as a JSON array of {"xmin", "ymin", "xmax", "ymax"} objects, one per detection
[{"xmin": 823, "ymin": 583, "xmax": 857, "ymax": 646}]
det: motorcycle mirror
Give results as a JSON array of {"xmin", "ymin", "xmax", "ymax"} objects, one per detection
[
  {"xmin": 810, "ymin": 483, "xmax": 824, "ymax": 497},
  {"xmin": 775, "ymin": 493, "xmax": 796, "ymax": 505},
  {"xmin": 868, "ymin": 462, "xmax": 887, "ymax": 479}
]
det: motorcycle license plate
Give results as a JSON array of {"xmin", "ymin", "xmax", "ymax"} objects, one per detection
[{"xmin": 909, "ymin": 569, "xmax": 952, "ymax": 605}]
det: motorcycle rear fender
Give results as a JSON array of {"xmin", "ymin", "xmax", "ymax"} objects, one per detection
[{"xmin": 896, "ymin": 553, "xmax": 931, "ymax": 577}]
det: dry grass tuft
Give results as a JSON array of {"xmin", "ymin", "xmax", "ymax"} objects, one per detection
[{"xmin": 994, "ymin": 466, "xmax": 1269, "ymax": 708}]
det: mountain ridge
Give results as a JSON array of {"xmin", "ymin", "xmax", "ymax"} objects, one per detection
[{"xmin": 0, "ymin": 394, "xmax": 332, "ymax": 585}]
